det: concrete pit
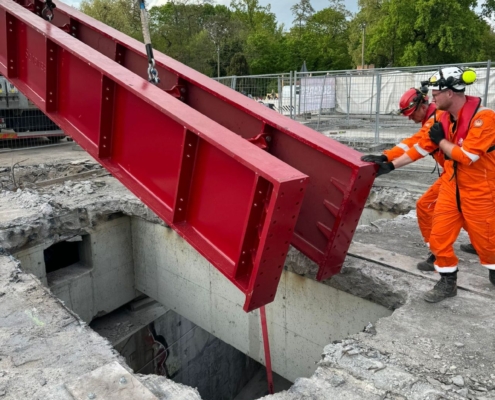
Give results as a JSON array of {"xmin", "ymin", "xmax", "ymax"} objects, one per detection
[{"xmin": 13, "ymin": 211, "xmax": 393, "ymax": 398}]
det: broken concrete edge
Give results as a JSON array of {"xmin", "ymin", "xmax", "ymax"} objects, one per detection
[
  {"xmin": 0, "ymin": 255, "xmax": 202, "ymax": 399},
  {"xmin": 260, "ymin": 340, "xmax": 470, "ymax": 400},
  {"xmin": 0, "ymin": 180, "xmax": 168, "ymax": 255},
  {"xmin": 285, "ymin": 246, "xmax": 409, "ymax": 311}
]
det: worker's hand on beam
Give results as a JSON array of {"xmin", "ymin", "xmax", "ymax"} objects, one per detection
[
  {"xmin": 361, "ymin": 154, "xmax": 388, "ymax": 163},
  {"xmin": 374, "ymin": 161, "xmax": 395, "ymax": 177},
  {"xmin": 428, "ymin": 122, "xmax": 445, "ymax": 146}
]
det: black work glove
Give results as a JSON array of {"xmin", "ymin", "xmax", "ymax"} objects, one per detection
[
  {"xmin": 375, "ymin": 161, "xmax": 395, "ymax": 177},
  {"xmin": 429, "ymin": 122, "xmax": 444, "ymax": 145},
  {"xmin": 361, "ymin": 154, "xmax": 388, "ymax": 163}
]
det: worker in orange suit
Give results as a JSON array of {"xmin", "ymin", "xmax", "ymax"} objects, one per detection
[
  {"xmin": 362, "ymin": 88, "xmax": 447, "ymax": 271},
  {"xmin": 371, "ymin": 66, "xmax": 495, "ymax": 303}
]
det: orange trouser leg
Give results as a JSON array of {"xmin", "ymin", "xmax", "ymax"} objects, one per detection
[
  {"xmin": 459, "ymin": 190, "xmax": 495, "ymax": 270},
  {"xmin": 416, "ymin": 177, "xmax": 442, "ymax": 244},
  {"xmin": 429, "ymin": 181, "xmax": 462, "ymax": 272}
]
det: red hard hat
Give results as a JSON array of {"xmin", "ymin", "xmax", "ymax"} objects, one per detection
[{"xmin": 399, "ymin": 88, "xmax": 428, "ymax": 116}]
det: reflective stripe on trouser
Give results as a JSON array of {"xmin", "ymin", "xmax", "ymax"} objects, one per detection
[
  {"xmin": 416, "ymin": 177, "xmax": 442, "ymax": 243},
  {"xmin": 429, "ymin": 179, "xmax": 495, "ymax": 272}
]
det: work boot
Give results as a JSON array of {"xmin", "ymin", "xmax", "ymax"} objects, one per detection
[
  {"xmin": 423, "ymin": 272, "xmax": 457, "ymax": 303},
  {"xmin": 460, "ymin": 243, "xmax": 478, "ymax": 255},
  {"xmin": 490, "ymin": 270, "xmax": 495, "ymax": 286},
  {"xmin": 417, "ymin": 253, "xmax": 435, "ymax": 271}
]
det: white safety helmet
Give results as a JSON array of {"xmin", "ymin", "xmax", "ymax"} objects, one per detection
[{"xmin": 426, "ymin": 66, "xmax": 477, "ymax": 92}]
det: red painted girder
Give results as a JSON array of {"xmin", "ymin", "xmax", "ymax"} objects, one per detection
[
  {"xmin": 0, "ymin": 0, "xmax": 309, "ymax": 311},
  {"xmin": 28, "ymin": 1, "xmax": 377, "ymax": 280}
]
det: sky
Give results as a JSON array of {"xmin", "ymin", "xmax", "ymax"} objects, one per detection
[
  {"xmin": 222, "ymin": 0, "xmax": 360, "ymax": 28},
  {"xmin": 66, "ymin": 0, "xmax": 360, "ymax": 28}
]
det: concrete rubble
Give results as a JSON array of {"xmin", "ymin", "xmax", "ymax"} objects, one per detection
[{"xmin": 1, "ymin": 146, "xmax": 494, "ymax": 399}]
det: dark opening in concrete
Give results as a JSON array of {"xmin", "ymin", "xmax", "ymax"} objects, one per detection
[
  {"xmin": 44, "ymin": 236, "xmax": 93, "ymax": 290},
  {"xmin": 44, "ymin": 240, "xmax": 81, "ymax": 273},
  {"xmin": 90, "ymin": 298, "xmax": 292, "ymax": 400}
]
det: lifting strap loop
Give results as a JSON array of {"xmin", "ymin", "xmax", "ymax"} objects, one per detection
[
  {"xmin": 41, "ymin": 0, "xmax": 56, "ymax": 21},
  {"xmin": 139, "ymin": 0, "xmax": 159, "ymax": 85}
]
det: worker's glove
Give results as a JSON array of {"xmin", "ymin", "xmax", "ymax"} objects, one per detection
[
  {"xmin": 361, "ymin": 154, "xmax": 388, "ymax": 163},
  {"xmin": 375, "ymin": 161, "xmax": 395, "ymax": 177},
  {"xmin": 429, "ymin": 122, "xmax": 445, "ymax": 145}
]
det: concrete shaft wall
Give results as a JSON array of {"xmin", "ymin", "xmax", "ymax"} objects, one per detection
[
  {"xmin": 15, "ymin": 216, "xmax": 137, "ymax": 322},
  {"xmin": 114, "ymin": 308, "xmax": 261, "ymax": 400},
  {"xmin": 132, "ymin": 218, "xmax": 392, "ymax": 382}
]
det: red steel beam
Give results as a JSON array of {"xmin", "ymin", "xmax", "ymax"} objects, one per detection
[
  {"xmin": 29, "ymin": 1, "xmax": 377, "ymax": 281},
  {"xmin": 0, "ymin": 0, "xmax": 309, "ymax": 311}
]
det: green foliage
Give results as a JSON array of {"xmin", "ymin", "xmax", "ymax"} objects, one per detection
[
  {"xmin": 80, "ymin": 0, "xmax": 142, "ymax": 40},
  {"xmin": 230, "ymin": 0, "xmax": 277, "ymax": 31},
  {"xmin": 79, "ymin": 0, "xmax": 495, "ymax": 76},
  {"xmin": 284, "ymin": 5, "xmax": 352, "ymax": 71},
  {"xmin": 349, "ymin": 0, "xmax": 495, "ymax": 67},
  {"xmin": 227, "ymin": 53, "xmax": 250, "ymax": 75},
  {"xmin": 291, "ymin": 0, "xmax": 315, "ymax": 33},
  {"xmin": 245, "ymin": 28, "xmax": 285, "ymax": 74}
]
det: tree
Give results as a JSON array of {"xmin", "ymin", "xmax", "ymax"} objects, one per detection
[
  {"xmin": 479, "ymin": 27, "xmax": 495, "ymax": 61},
  {"xmin": 230, "ymin": 0, "xmax": 277, "ymax": 31},
  {"xmin": 148, "ymin": 1, "xmax": 244, "ymax": 75},
  {"xmin": 245, "ymin": 29, "xmax": 285, "ymax": 73},
  {"xmin": 283, "ymin": 3, "xmax": 352, "ymax": 71},
  {"xmin": 80, "ymin": 0, "xmax": 142, "ymax": 40},
  {"xmin": 481, "ymin": 0, "xmax": 495, "ymax": 19},
  {"xmin": 291, "ymin": 0, "xmax": 315, "ymax": 33},
  {"xmin": 348, "ymin": 0, "xmax": 490, "ymax": 67},
  {"xmin": 227, "ymin": 53, "xmax": 250, "ymax": 75}
]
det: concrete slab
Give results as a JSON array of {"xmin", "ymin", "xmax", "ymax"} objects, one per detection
[
  {"xmin": 65, "ymin": 361, "xmax": 158, "ymax": 400},
  {"xmin": 0, "ymin": 144, "xmax": 97, "ymax": 168}
]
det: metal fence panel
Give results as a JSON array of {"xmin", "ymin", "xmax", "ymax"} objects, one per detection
[
  {"xmin": 0, "ymin": 75, "xmax": 70, "ymax": 150},
  {"xmin": 216, "ymin": 73, "xmax": 294, "ymax": 116},
  {"xmin": 216, "ymin": 61, "xmax": 492, "ymax": 146}
]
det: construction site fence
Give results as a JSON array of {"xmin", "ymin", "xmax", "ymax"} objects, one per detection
[
  {"xmin": 0, "ymin": 76, "xmax": 72, "ymax": 152},
  {"xmin": 214, "ymin": 61, "xmax": 492, "ymax": 145},
  {"xmin": 2, "ymin": 61, "xmax": 492, "ymax": 151}
]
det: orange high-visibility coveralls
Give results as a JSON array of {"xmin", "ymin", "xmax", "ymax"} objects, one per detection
[
  {"xmin": 383, "ymin": 107, "xmax": 445, "ymax": 244},
  {"xmin": 406, "ymin": 106, "xmax": 495, "ymax": 273},
  {"xmin": 383, "ymin": 104, "xmax": 439, "ymax": 161}
]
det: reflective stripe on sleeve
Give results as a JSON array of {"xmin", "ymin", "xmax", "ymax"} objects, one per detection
[
  {"xmin": 414, "ymin": 143, "xmax": 429, "ymax": 156},
  {"xmin": 461, "ymin": 148, "xmax": 480, "ymax": 163},
  {"xmin": 397, "ymin": 143, "xmax": 410, "ymax": 151}
]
